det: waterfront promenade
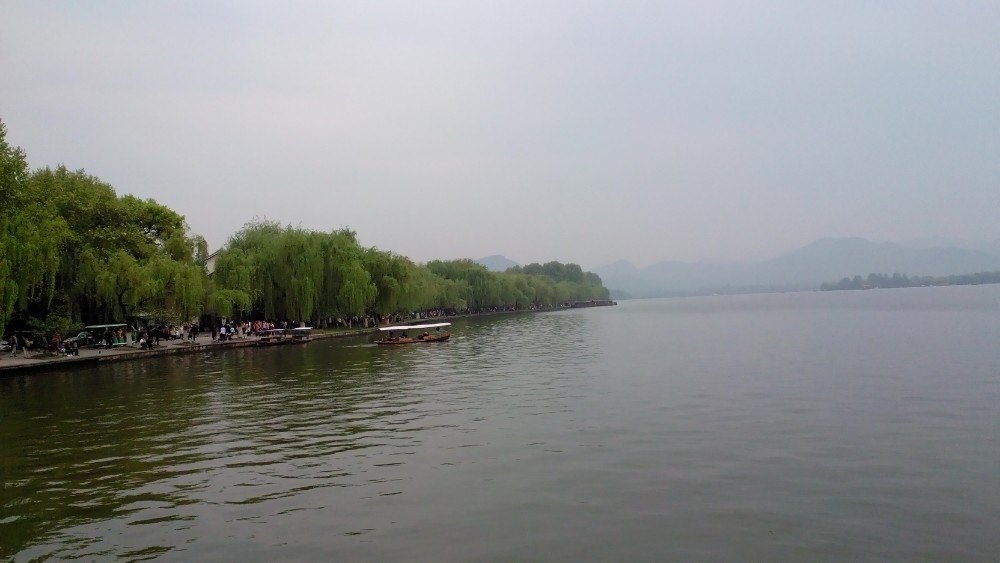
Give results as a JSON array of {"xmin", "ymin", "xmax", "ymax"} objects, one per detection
[
  {"xmin": 0, "ymin": 307, "xmax": 562, "ymax": 376},
  {"xmin": 0, "ymin": 329, "xmax": 371, "ymax": 375}
]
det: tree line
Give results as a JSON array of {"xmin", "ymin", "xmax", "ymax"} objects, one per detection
[
  {"xmin": 0, "ymin": 119, "xmax": 609, "ymax": 337},
  {"xmin": 210, "ymin": 220, "xmax": 609, "ymax": 327},
  {"xmin": 820, "ymin": 271, "xmax": 1000, "ymax": 291}
]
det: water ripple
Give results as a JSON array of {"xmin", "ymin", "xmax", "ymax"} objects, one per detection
[{"xmin": 4, "ymin": 294, "xmax": 1000, "ymax": 559}]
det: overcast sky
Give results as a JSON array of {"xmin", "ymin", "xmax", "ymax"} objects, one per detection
[{"xmin": 2, "ymin": 1, "xmax": 997, "ymax": 269}]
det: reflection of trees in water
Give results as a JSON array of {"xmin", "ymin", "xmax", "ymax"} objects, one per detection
[
  {"xmin": 209, "ymin": 340, "xmax": 432, "ymax": 463},
  {"xmin": 0, "ymin": 340, "xmax": 425, "ymax": 559},
  {"xmin": 0, "ymin": 363, "xmax": 214, "ymax": 558}
]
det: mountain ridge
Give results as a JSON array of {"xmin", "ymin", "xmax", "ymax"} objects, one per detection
[
  {"xmin": 595, "ymin": 237, "xmax": 1000, "ymax": 298},
  {"xmin": 477, "ymin": 254, "xmax": 520, "ymax": 272}
]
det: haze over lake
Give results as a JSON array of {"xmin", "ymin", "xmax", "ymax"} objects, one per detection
[
  {"xmin": 4, "ymin": 3, "xmax": 998, "ymax": 266},
  {"xmin": 3, "ymin": 285, "xmax": 998, "ymax": 560}
]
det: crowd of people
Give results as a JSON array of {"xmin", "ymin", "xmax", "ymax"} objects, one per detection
[
  {"xmin": 3, "ymin": 319, "xmax": 288, "ymax": 359},
  {"xmin": 208, "ymin": 319, "xmax": 287, "ymax": 341},
  {"xmin": 6, "ymin": 332, "xmax": 78, "ymax": 357},
  {"xmin": 151, "ymin": 320, "xmax": 303, "ymax": 345},
  {"xmin": 4, "ymin": 304, "xmax": 567, "ymax": 361}
]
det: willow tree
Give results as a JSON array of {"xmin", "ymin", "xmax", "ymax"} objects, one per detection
[
  {"xmin": 509, "ymin": 261, "xmax": 609, "ymax": 303},
  {"xmin": 526, "ymin": 275, "xmax": 558, "ymax": 306},
  {"xmin": 495, "ymin": 272, "xmax": 532, "ymax": 308},
  {"xmin": 208, "ymin": 289, "xmax": 252, "ymax": 319},
  {"xmin": 213, "ymin": 224, "xmax": 380, "ymax": 324},
  {"xmin": 93, "ymin": 247, "xmax": 206, "ymax": 323},
  {"xmin": 33, "ymin": 166, "xmax": 200, "ymax": 324},
  {"xmin": 316, "ymin": 229, "xmax": 375, "ymax": 323},
  {"xmin": 0, "ymin": 121, "xmax": 65, "ymax": 334},
  {"xmin": 425, "ymin": 259, "xmax": 500, "ymax": 309},
  {"xmin": 1, "ymin": 145, "xmax": 211, "ymax": 330},
  {"xmin": 435, "ymin": 277, "xmax": 470, "ymax": 310},
  {"xmin": 364, "ymin": 249, "xmax": 417, "ymax": 316},
  {"xmin": 143, "ymin": 250, "xmax": 207, "ymax": 321},
  {"xmin": 334, "ymin": 261, "xmax": 376, "ymax": 323},
  {"xmin": 94, "ymin": 249, "xmax": 148, "ymax": 321},
  {"xmin": 266, "ymin": 227, "xmax": 323, "ymax": 322},
  {"xmin": 209, "ymin": 223, "xmax": 613, "ymax": 322},
  {"xmin": 0, "ymin": 120, "xmax": 30, "ymax": 333},
  {"xmin": 210, "ymin": 247, "xmax": 254, "ymax": 318},
  {"xmin": 218, "ymin": 220, "xmax": 284, "ymax": 320}
]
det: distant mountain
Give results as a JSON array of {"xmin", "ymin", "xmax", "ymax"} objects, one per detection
[
  {"xmin": 591, "ymin": 260, "xmax": 642, "ymax": 299},
  {"xmin": 592, "ymin": 259, "xmax": 640, "ymax": 283},
  {"xmin": 758, "ymin": 237, "xmax": 1000, "ymax": 284},
  {"xmin": 478, "ymin": 255, "xmax": 519, "ymax": 272},
  {"xmin": 595, "ymin": 237, "xmax": 1000, "ymax": 298}
]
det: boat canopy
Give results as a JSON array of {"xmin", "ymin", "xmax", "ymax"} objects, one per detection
[
  {"xmin": 84, "ymin": 323, "xmax": 128, "ymax": 330},
  {"xmin": 379, "ymin": 322, "xmax": 451, "ymax": 332},
  {"xmin": 292, "ymin": 326, "xmax": 313, "ymax": 331}
]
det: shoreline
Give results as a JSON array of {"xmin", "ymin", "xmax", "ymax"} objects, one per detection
[
  {"xmin": 0, "ymin": 308, "xmax": 561, "ymax": 377},
  {"xmin": 0, "ymin": 329, "xmax": 367, "ymax": 376}
]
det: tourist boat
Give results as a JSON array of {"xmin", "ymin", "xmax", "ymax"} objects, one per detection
[
  {"xmin": 289, "ymin": 326, "xmax": 313, "ymax": 343},
  {"xmin": 256, "ymin": 327, "xmax": 314, "ymax": 346},
  {"xmin": 256, "ymin": 329, "xmax": 290, "ymax": 346},
  {"xmin": 376, "ymin": 322, "xmax": 451, "ymax": 345},
  {"xmin": 569, "ymin": 299, "xmax": 618, "ymax": 308}
]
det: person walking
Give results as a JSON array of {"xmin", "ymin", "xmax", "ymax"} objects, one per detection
[{"xmin": 7, "ymin": 334, "xmax": 16, "ymax": 357}]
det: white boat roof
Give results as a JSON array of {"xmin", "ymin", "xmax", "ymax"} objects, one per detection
[
  {"xmin": 379, "ymin": 322, "xmax": 451, "ymax": 332},
  {"xmin": 292, "ymin": 326, "xmax": 313, "ymax": 331}
]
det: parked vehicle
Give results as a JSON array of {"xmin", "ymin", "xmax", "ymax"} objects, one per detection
[
  {"xmin": 84, "ymin": 324, "xmax": 129, "ymax": 347},
  {"xmin": 64, "ymin": 331, "xmax": 97, "ymax": 348}
]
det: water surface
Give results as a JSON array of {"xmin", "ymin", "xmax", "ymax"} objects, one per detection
[{"xmin": 2, "ymin": 286, "xmax": 998, "ymax": 560}]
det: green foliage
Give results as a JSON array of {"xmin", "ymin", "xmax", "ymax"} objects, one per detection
[
  {"xmin": 95, "ymin": 249, "xmax": 146, "ymax": 320},
  {"xmin": 210, "ymin": 289, "xmax": 253, "ymax": 318},
  {"xmin": 335, "ymin": 261, "xmax": 376, "ymax": 318},
  {"xmin": 513, "ymin": 261, "xmax": 584, "ymax": 283},
  {"xmin": 429, "ymin": 259, "xmax": 608, "ymax": 308},
  {"xmin": 364, "ymin": 249, "xmax": 416, "ymax": 315},
  {"xmin": 212, "ymin": 223, "xmax": 379, "ymax": 322},
  {"xmin": 0, "ymin": 120, "xmax": 29, "ymax": 207},
  {"xmin": 820, "ymin": 271, "xmax": 1000, "ymax": 291},
  {"xmin": 27, "ymin": 313, "xmax": 80, "ymax": 340},
  {"xmin": 0, "ymin": 120, "xmax": 65, "ymax": 337},
  {"xmin": 507, "ymin": 261, "xmax": 608, "ymax": 303},
  {"xmin": 213, "ymin": 226, "xmax": 612, "ymax": 322},
  {"xmin": 1, "ymin": 119, "xmax": 612, "ymax": 332},
  {"xmin": 0, "ymin": 121, "xmax": 209, "ymax": 331}
]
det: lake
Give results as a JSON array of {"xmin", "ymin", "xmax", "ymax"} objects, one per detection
[{"xmin": 2, "ymin": 286, "xmax": 998, "ymax": 560}]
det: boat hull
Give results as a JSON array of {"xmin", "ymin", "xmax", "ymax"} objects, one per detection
[
  {"xmin": 255, "ymin": 338, "xmax": 292, "ymax": 347},
  {"xmin": 376, "ymin": 333, "xmax": 451, "ymax": 345},
  {"xmin": 570, "ymin": 300, "xmax": 617, "ymax": 308}
]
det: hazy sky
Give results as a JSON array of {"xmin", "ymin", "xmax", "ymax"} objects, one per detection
[{"xmin": 2, "ymin": 1, "xmax": 997, "ymax": 269}]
